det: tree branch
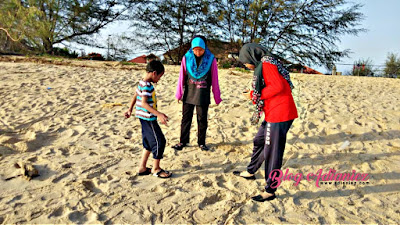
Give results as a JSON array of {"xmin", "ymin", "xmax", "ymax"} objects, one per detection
[{"xmin": 0, "ymin": 27, "xmax": 23, "ymax": 42}]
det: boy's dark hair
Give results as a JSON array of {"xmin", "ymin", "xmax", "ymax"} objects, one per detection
[
  {"xmin": 146, "ymin": 60, "xmax": 165, "ymax": 74},
  {"xmin": 146, "ymin": 53, "xmax": 159, "ymax": 62}
]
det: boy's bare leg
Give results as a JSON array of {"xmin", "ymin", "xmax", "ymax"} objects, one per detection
[
  {"xmin": 139, "ymin": 149, "xmax": 151, "ymax": 173},
  {"xmin": 153, "ymin": 159, "xmax": 161, "ymax": 172},
  {"xmin": 152, "ymin": 159, "xmax": 171, "ymax": 178}
]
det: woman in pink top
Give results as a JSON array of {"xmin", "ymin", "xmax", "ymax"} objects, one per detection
[{"xmin": 173, "ymin": 35, "xmax": 222, "ymax": 151}]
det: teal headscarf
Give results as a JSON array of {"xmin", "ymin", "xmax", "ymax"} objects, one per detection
[{"xmin": 185, "ymin": 37, "xmax": 214, "ymax": 81}]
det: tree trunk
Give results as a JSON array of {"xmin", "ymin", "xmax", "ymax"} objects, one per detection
[{"xmin": 43, "ymin": 38, "xmax": 53, "ymax": 54}]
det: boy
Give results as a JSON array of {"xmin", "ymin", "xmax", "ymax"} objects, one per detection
[{"xmin": 125, "ymin": 60, "xmax": 172, "ymax": 178}]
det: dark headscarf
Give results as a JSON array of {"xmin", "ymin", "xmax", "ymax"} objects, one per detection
[
  {"xmin": 239, "ymin": 43, "xmax": 270, "ymax": 65},
  {"xmin": 239, "ymin": 43, "xmax": 294, "ymax": 125}
]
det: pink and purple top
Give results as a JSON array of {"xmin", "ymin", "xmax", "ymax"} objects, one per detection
[{"xmin": 175, "ymin": 56, "xmax": 222, "ymax": 105}]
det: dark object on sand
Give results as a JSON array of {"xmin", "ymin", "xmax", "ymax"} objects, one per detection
[{"xmin": 5, "ymin": 162, "xmax": 40, "ymax": 181}]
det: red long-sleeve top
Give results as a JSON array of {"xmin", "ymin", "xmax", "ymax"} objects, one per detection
[{"xmin": 252, "ymin": 62, "xmax": 298, "ymax": 123}]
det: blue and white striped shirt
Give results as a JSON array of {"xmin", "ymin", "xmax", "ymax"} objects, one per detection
[{"xmin": 136, "ymin": 80, "xmax": 157, "ymax": 121}]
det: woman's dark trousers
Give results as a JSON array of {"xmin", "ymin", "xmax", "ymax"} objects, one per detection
[
  {"xmin": 180, "ymin": 103, "xmax": 209, "ymax": 146},
  {"xmin": 247, "ymin": 120, "xmax": 294, "ymax": 193}
]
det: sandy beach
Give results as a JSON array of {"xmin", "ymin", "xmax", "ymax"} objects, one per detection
[{"xmin": 0, "ymin": 57, "xmax": 399, "ymax": 224}]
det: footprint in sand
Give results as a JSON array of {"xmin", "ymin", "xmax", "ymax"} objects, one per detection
[
  {"xmin": 81, "ymin": 180, "xmax": 102, "ymax": 194},
  {"xmin": 215, "ymin": 175, "xmax": 227, "ymax": 189},
  {"xmin": 198, "ymin": 191, "xmax": 226, "ymax": 210},
  {"xmin": 68, "ymin": 211, "xmax": 88, "ymax": 224},
  {"xmin": 62, "ymin": 163, "xmax": 74, "ymax": 169},
  {"xmin": 48, "ymin": 207, "xmax": 64, "ymax": 218},
  {"xmin": 52, "ymin": 171, "xmax": 74, "ymax": 183},
  {"xmin": 6, "ymin": 195, "xmax": 23, "ymax": 204}
]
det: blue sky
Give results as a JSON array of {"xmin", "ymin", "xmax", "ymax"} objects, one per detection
[
  {"xmin": 71, "ymin": 0, "xmax": 400, "ymax": 74},
  {"xmin": 318, "ymin": 0, "xmax": 400, "ymax": 74}
]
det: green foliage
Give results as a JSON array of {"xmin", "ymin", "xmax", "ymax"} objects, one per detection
[
  {"xmin": 235, "ymin": 67, "xmax": 251, "ymax": 73},
  {"xmin": 0, "ymin": 0, "xmax": 141, "ymax": 54},
  {"xmin": 211, "ymin": 0, "xmax": 365, "ymax": 68},
  {"xmin": 50, "ymin": 47, "xmax": 79, "ymax": 58},
  {"xmin": 352, "ymin": 59, "xmax": 374, "ymax": 76},
  {"xmin": 130, "ymin": 0, "xmax": 364, "ymax": 68},
  {"xmin": 384, "ymin": 53, "xmax": 400, "ymax": 78},
  {"xmin": 130, "ymin": 0, "xmax": 213, "ymax": 64},
  {"xmin": 120, "ymin": 61, "xmax": 137, "ymax": 66},
  {"xmin": 221, "ymin": 62, "xmax": 232, "ymax": 69},
  {"xmin": 218, "ymin": 58, "xmax": 243, "ymax": 69}
]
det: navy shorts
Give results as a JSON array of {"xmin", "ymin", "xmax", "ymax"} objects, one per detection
[{"xmin": 140, "ymin": 119, "xmax": 166, "ymax": 159}]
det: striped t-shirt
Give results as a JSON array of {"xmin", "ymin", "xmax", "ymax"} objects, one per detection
[{"xmin": 136, "ymin": 80, "xmax": 157, "ymax": 121}]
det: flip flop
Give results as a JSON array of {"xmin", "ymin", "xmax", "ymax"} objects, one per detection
[
  {"xmin": 233, "ymin": 171, "xmax": 256, "ymax": 180},
  {"xmin": 251, "ymin": 194, "xmax": 276, "ymax": 202},
  {"xmin": 153, "ymin": 169, "xmax": 172, "ymax": 178},
  {"xmin": 138, "ymin": 167, "xmax": 152, "ymax": 176},
  {"xmin": 172, "ymin": 143, "xmax": 186, "ymax": 150},
  {"xmin": 199, "ymin": 145, "xmax": 209, "ymax": 151}
]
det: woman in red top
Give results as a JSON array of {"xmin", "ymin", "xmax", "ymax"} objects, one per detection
[{"xmin": 233, "ymin": 43, "xmax": 298, "ymax": 202}]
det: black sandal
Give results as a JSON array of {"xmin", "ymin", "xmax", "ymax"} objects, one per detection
[
  {"xmin": 251, "ymin": 194, "xmax": 276, "ymax": 202},
  {"xmin": 153, "ymin": 169, "xmax": 172, "ymax": 178},
  {"xmin": 138, "ymin": 167, "xmax": 152, "ymax": 176},
  {"xmin": 233, "ymin": 171, "xmax": 256, "ymax": 180},
  {"xmin": 172, "ymin": 143, "xmax": 186, "ymax": 150},
  {"xmin": 199, "ymin": 145, "xmax": 209, "ymax": 151}
]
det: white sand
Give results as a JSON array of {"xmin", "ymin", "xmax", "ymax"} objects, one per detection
[{"xmin": 0, "ymin": 57, "xmax": 399, "ymax": 224}]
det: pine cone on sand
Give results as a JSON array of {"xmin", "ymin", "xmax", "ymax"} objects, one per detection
[{"xmin": 14, "ymin": 162, "xmax": 40, "ymax": 181}]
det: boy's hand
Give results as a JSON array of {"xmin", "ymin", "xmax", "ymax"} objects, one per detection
[
  {"xmin": 158, "ymin": 113, "xmax": 169, "ymax": 125},
  {"xmin": 124, "ymin": 110, "xmax": 132, "ymax": 118}
]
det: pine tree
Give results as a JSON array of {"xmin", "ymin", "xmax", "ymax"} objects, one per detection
[
  {"xmin": 384, "ymin": 53, "xmax": 400, "ymax": 78},
  {"xmin": 211, "ymin": 0, "xmax": 365, "ymax": 68},
  {"xmin": 129, "ymin": 0, "xmax": 213, "ymax": 64},
  {"xmin": 0, "ymin": 0, "xmax": 141, "ymax": 54}
]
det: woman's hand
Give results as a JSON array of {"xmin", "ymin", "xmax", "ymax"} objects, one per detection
[
  {"xmin": 242, "ymin": 90, "xmax": 252, "ymax": 100},
  {"xmin": 177, "ymin": 99, "xmax": 181, "ymax": 104}
]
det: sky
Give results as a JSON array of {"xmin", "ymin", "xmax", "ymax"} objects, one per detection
[
  {"xmin": 70, "ymin": 0, "xmax": 400, "ymax": 75},
  {"xmin": 317, "ymin": 0, "xmax": 400, "ymax": 74}
]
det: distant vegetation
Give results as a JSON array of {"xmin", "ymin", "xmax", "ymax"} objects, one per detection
[
  {"xmin": 120, "ymin": 61, "xmax": 137, "ymax": 66},
  {"xmin": 0, "ymin": 0, "xmax": 139, "ymax": 56},
  {"xmin": 352, "ymin": 59, "xmax": 375, "ymax": 77},
  {"xmin": 384, "ymin": 53, "xmax": 400, "ymax": 78}
]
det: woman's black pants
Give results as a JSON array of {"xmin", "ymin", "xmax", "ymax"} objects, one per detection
[
  {"xmin": 180, "ymin": 103, "xmax": 209, "ymax": 146},
  {"xmin": 247, "ymin": 120, "xmax": 294, "ymax": 194}
]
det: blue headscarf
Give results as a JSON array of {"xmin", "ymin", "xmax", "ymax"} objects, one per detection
[{"xmin": 185, "ymin": 37, "xmax": 214, "ymax": 81}]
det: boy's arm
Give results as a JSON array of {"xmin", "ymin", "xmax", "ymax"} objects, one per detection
[
  {"xmin": 141, "ymin": 96, "xmax": 168, "ymax": 125},
  {"xmin": 128, "ymin": 92, "xmax": 137, "ymax": 112},
  {"xmin": 125, "ymin": 92, "xmax": 137, "ymax": 118}
]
